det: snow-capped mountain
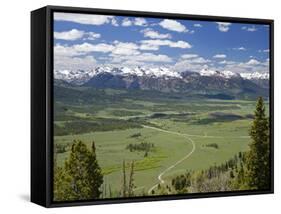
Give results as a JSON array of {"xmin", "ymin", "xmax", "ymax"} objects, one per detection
[
  {"xmin": 54, "ymin": 66, "xmax": 182, "ymax": 85},
  {"xmin": 240, "ymin": 72, "xmax": 269, "ymax": 80},
  {"xmin": 54, "ymin": 66, "xmax": 269, "ymax": 96},
  {"xmin": 54, "ymin": 69, "xmax": 94, "ymax": 85},
  {"xmin": 199, "ymin": 69, "xmax": 240, "ymax": 79},
  {"xmin": 55, "ymin": 66, "xmax": 269, "ymax": 85}
]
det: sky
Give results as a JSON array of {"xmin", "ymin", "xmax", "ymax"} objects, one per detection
[{"xmin": 53, "ymin": 12, "xmax": 270, "ymax": 74}]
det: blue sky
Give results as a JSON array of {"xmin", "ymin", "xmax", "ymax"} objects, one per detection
[{"xmin": 53, "ymin": 12, "xmax": 270, "ymax": 74}]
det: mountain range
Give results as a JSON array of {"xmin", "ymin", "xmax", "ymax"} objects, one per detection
[{"xmin": 54, "ymin": 66, "xmax": 269, "ymax": 98}]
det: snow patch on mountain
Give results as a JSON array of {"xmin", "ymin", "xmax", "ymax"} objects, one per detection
[
  {"xmin": 199, "ymin": 69, "xmax": 217, "ymax": 77},
  {"xmin": 240, "ymin": 72, "xmax": 269, "ymax": 80},
  {"xmin": 199, "ymin": 69, "xmax": 240, "ymax": 79}
]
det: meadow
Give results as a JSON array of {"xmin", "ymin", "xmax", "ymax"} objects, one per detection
[{"xmin": 54, "ymin": 86, "xmax": 268, "ymax": 198}]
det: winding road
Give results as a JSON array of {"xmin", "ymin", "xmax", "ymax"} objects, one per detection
[
  {"xmin": 143, "ymin": 125, "xmax": 196, "ymax": 194},
  {"xmin": 141, "ymin": 125, "xmax": 249, "ymax": 194}
]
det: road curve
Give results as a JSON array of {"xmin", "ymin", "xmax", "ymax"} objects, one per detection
[{"xmin": 143, "ymin": 125, "xmax": 196, "ymax": 194}]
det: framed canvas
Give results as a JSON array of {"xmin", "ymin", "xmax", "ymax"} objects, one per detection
[{"xmin": 31, "ymin": 5, "xmax": 274, "ymax": 207}]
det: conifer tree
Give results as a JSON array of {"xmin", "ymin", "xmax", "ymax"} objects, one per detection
[
  {"xmin": 246, "ymin": 97, "xmax": 270, "ymax": 190},
  {"xmin": 54, "ymin": 140, "xmax": 103, "ymax": 201}
]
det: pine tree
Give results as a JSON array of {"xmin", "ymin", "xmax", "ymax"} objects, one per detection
[
  {"xmin": 54, "ymin": 140, "xmax": 103, "ymax": 201},
  {"xmin": 246, "ymin": 97, "xmax": 270, "ymax": 190}
]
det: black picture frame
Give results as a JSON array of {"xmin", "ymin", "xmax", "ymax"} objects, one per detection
[{"xmin": 31, "ymin": 5, "xmax": 274, "ymax": 208}]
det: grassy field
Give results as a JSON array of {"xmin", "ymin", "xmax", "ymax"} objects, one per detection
[{"xmin": 54, "ymin": 86, "xmax": 269, "ymax": 198}]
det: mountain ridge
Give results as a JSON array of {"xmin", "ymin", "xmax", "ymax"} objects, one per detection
[
  {"xmin": 54, "ymin": 66, "xmax": 269, "ymax": 85},
  {"xmin": 54, "ymin": 66, "xmax": 269, "ymax": 98}
]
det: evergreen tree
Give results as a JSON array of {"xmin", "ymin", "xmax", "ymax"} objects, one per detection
[
  {"xmin": 54, "ymin": 140, "xmax": 103, "ymax": 201},
  {"xmin": 246, "ymin": 97, "xmax": 270, "ymax": 190}
]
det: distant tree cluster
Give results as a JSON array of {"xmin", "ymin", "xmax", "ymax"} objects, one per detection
[
  {"xmin": 126, "ymin": 142, "xmax": 155, "ymax": 153},
  {"xmin": 111, "ymin": 110, "xmax": 144, "ymax": 117},
  {"xmin": 129, "ymin": 132, "xmax": 142, "ymax": 138},
  {"xmin": 204, "ymin": 143, "xmax": 219, "ymax": 149},
  {"xmin": 54, "ymin": 118, "xmax": 141, "ymax": 136}
]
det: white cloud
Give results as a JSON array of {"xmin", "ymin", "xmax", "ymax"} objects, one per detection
[
  {"xmin": 134, "ymin": 18, "xmax": 147, "ymax": 26},
  {"xmin": 84, "ymin": 32, "xmax": 101, "ymax": 40},
  {"xmin": 233, "ymin": 47, "xmax": 246, "ymax": 51},
  {"xmin": 159, "ymin": 19, "xmax": 188, "ymax": 32},
  {"xmin": 112, "ymin": 41, "xmax": 140, "ymax": 55},
  {"xmin": 142, "ymin": 28, "xmax": 171, "ymax": 39},
  {"xmin": 139, "ymin": 44, "xmax": 159, "ymax": 51},
  {"xmin": 54, "ymin": 29, "xmax": 84, "ymax": 41},
  {"xmin": 54, "ymin": 12, "xmax": 116, "ymax": 26},
  {"xmin": 213, "ymin": 54, "xmax": 227, "ymax": 58},
  {"xmin": 121, "ymin": 17, "xmax": 147, "ymax": 27},
  {"xmin": 90, "ymin": 43, "xmax": 115, "ymax": 53},
  {"xmin": 216, "ymin": 22, "xmax": 231, "ymax": 32},
  {"xmin": 54, "ymin": 37, "xmax": 192, "ymax": 68},
  {"xmin": 133, "ymin": 53, "xmax": 172, "ymax": 62},
  {"xmin": 259, "ymin": 49, "xmax": 270, "ymax": 53},
  {"xmin": 54, "ymin": 44, "xmax": 85, "ymax": 57},
  {"xmin": 121, "ymin": 18, "xmax": 132, "ymax": 26},
  {"xmin": 172, "ymin": 54, "xmax": 211, "ymax": 72},
  {"xmin": 54, "ymin": 43, "xmax": 115, "ymax": 57},
  {"xmin": 111, "ymin": 52, "xmax": 172, "ymax": 64},
  {"xmin": 191, "ymin": 57, "xmax": 210, "ymax": 64},
  {"xmin": 55, "ymin": 41, "xmax": 141, "ymax": 57},
  {"xmin": 54, "ymin": 39, "xmax": 175, "ymax": 68},
  {"xmin": 242, "ymin": 26, "xmax": 257, "ymax": 32},
  {"xmin": 72, "ymin": 43, "xmax": 98, "ymax": 53},
  {"xmin": 75, "ymin": 43, "xmax": 114, "ymax": 53},
  {"xmin": 140, "ymin": 39, "xmax": 192, "ymax": 50},
  {"xmin": 173, "ymin": 59, "xmax": 208, "ymax": 72},
  {"xmin": 219, "ymin": 59, "xmax": 269, "ymax": 74},
  {"xmin": 218, "ymin": 60, "xmax": 236, "ymax": 65},
  {"xmin": 246, "ymin": 59, "xmax": 261, "ymax": 65},
  {"xmin": 54, "ymin": 55, "xmax": 96, "ymax": 71},
  {"xmin": 111, "ymin": 18, "xmax": 119, "ymax": 26},
  {"xmin": 54, "ymin": 29, "xmax": 101, "ymax": 41},
  {"xmin": 173, "ymin": 52, "xmax": 269, "ymax": 74},
  {"xmin": 194, "ymin": 24, "xmax": 202, "ymax": 27},
  {"xmin": 181, "ymin": 54, "xmax": 198, "ymax": 59}
]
